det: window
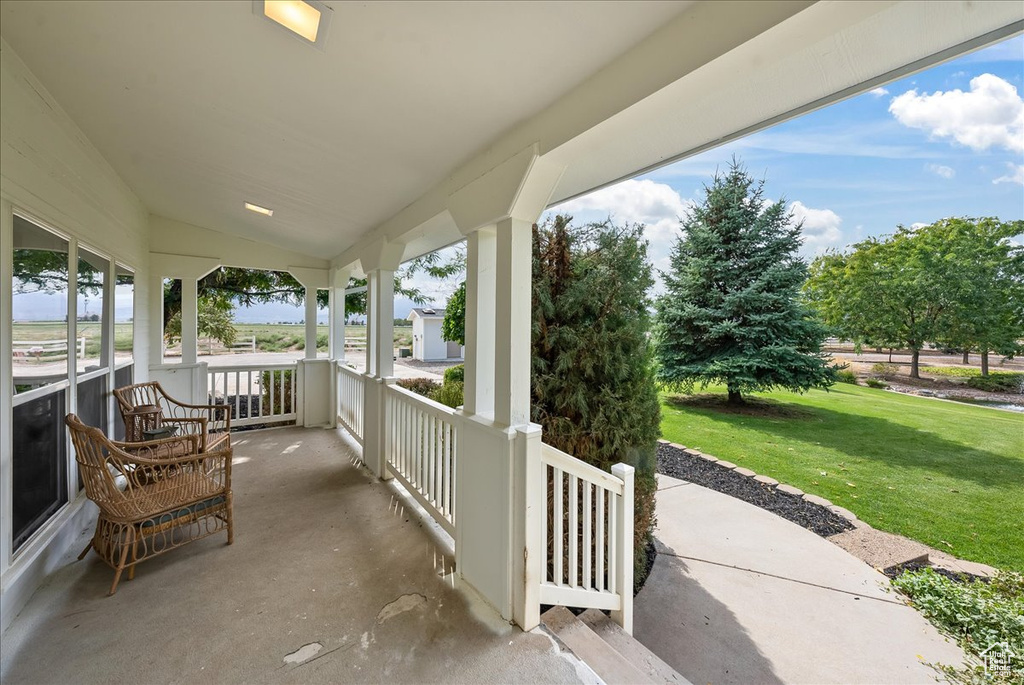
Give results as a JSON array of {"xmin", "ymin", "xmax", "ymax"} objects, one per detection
[
  {"xmin": 12, "ymin": 216, "xmax": 70, "ymax": 394},
  {"xmin": 11, "ymin": 214, "xmax": 70, "ymax": 550},
  {"xmin": 76, "ymin": 246, "xmax": 108, "ymax": 374}
]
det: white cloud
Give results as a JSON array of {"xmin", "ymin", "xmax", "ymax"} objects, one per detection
[
  {"xmin": 869, "ymin": 87, "xmax": 889, "ymax": 97},
  {"xmin": 789, "ymin": 201, "xmax": 843, "ymax": 253},
  {"xmin": 889, "ymin": 74, "xmax": 1024, "ymax": 153},
  {"xmin": 993, "ymin": 162, "xmax": 1024, "ymax": 186},
  {"xmin": 926, "ymin": 164, "xmax": 956, "ymax": 179},
  {"xmin": 910, "ymin": 222, "xmax": 929, "ymax": 231}
]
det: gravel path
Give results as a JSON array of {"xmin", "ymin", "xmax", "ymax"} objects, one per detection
[{"xmin": 656, "ymin": 443, "xmax": 853, "ymax": 538}]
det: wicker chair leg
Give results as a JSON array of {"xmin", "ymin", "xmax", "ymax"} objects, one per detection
[
  {"xmin": 226, "ymin": 494, "xmax": 234, "ymax": 545},
  {"xmin": 77, "ymin": 540, "xmax": 93, "ymax": 560},
  {"xmin": 109, "ymin": 530, "xmax": 134, "ymax": 596}
]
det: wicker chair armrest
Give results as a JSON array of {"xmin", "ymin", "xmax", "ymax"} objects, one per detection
[
  {"xmin": 162, "ymin": 416, "xmax": 209, "ymax": 431},
  {"xmin": 113, "ymin": 444, "xmax": 230, "ymax": 469},
  {"xmin": 110, "ymin": 433, "xmax": 202, "ymax": 458}
]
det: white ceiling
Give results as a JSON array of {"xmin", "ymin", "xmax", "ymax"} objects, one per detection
[{"xmin": 0, "ymin": 0, "xmax": 688, "ymax": 257}]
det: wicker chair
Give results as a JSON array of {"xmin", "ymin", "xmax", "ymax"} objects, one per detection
[
  {"xmin": 65, "ymin": 413, "xmax": 234, "ymax": 595},
  {"xmin": 113, "ymin": 381, "xmax": 231, "ymax": 452}
]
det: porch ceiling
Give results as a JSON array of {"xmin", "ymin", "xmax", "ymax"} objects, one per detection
[{"xmin": 0, "ymin": 0, "xmax": 688, "ymax": 258}]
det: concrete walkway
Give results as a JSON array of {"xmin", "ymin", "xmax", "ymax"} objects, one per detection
[{"xmin": 635, "ymin": 475, "xmax": 965, "ymax": 684}]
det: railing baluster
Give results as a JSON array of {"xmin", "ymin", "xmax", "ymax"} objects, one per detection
[
  {"xmin": 553, "ymin": 467, "xmax": 563, "ymax": 586},
  {"xmin": 568, "ymin": 474, "xmax": 578, "ymax": 587},
  {"xmin": 543, "ymin": 464, "xmax": 550, "ymax": 583},
  {"xmin": 583, "ymin": 482, "xmax": 592, "ymax": 590},
  {"xmin": 596, "ymin": 487, "xmax": 605, "ymax": 592},
  {"xmin": 609, "ymin": 493, "xmax": 618, "ymax": 597}
]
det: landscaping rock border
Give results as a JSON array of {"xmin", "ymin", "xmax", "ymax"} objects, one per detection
[{"xmin": 656, "ymin": 441, "xmax": 854, "ymax": 538}]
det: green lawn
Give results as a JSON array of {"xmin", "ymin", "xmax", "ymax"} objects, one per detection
[{"xmin": 660, "ymin": 384, "xmax": 1024, "ymax": 571}]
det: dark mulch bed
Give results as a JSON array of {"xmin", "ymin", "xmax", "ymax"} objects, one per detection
[
  {"xmin": 882, "ymin": 560, "xmax": 990, "ymax": 584},
  {"xmin": 214, "ymin": 394, "xmax": 295, "ymax": 432},
  {"xmin": 636, "ymin": 538, "xmax": 657, "ymax": 596},
  {"xmin": 657, "ymin": 443, "xmax": 854, "ymax": 538}
]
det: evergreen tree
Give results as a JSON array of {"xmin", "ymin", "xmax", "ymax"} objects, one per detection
[
  {"xmin": 532, "ymin": 216, "xmax": 661, "ymax": 587},
  {"xmin": 656, "ymin": 161, "xmax": 836, "ymax": 403}
]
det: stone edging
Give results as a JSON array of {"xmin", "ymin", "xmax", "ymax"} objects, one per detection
[{"xmin": 657, "ymin": 439, "xmax": 861, "ymax": 525}]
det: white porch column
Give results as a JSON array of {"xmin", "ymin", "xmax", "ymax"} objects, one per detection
[
  {"xmin": 446, "ymin": 147, "xmax": 563, "ymax": 630},
  {"xmin": 304, "ymin": 286, "xmax": 318, "ymax": 360},
  {"xmin": 367, "ymin": 270, "xmax": 395, "ymax": 378},
  {"xmin": 359, "ymin": 239, "xmax": 403, "ymax": 479},
  {"xmin": 329, "ymin": 267, "xmax": 352, "ymax": 361},
  {"xmin": 493, "ymin": 217, "xmax": 533, "ymax": 427},
  {"xmin": 180, "ymin": 276, "xmax": 198, "ymax": 365},
  {"xmin": 463, "ymin": 226, "xmax": 496, "ymax": 416}
]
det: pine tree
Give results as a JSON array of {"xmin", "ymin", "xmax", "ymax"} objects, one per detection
[
  {"xmin": 532, "ymin": 216, "xmax": 661, "ymax": 587},
  {"xmin": 656, "ymin": 161, "xmax": 836, "ymax": 403}
]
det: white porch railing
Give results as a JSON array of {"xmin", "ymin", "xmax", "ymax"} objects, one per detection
[
  {"xmin": 540, "ymin": 442, "xmax": 634, "ymax": 633},
  {"xmin": 383, "ymin": 384, "xmax": 458, "ymax": 536},
  {"xmin": 207, "ymin": 364, "xmax": 297, "ymax": 427},
  {"xmin": 336, "ymin": 363, "xmax": 365, "ymax": 444}
]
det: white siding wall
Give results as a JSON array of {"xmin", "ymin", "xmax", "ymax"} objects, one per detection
[{"xmin": 1, "ymin": 38, "xmax": 151, "ymax": 631}]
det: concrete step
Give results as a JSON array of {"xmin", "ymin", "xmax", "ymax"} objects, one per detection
[
  {"xmin": 578, "ymin": 609, "xmax": 690, "ymax": 684},
  {"xmin": 541, "ymin": 607, "xmax": 692, "ymax": 685}
]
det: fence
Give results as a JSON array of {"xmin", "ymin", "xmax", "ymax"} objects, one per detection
[
  {"xmin": 539, "ymin": 442, "xmax": 634, "ymax": 632},
  {"xmin": 13, "ymin": 338, "xmax": 86, "ymax": 361},
  {"xmin": 207, "ymin": 363, "xmax": 297, "ymax": 427},
  {"xmin": 383, "ymin": 384, "xmax": 459, "ymax": 536}
]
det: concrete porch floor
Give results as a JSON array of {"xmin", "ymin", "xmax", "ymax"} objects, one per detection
[{"xmin": 0, "ymin": 427, "xmax": 591, "ymax": 684}]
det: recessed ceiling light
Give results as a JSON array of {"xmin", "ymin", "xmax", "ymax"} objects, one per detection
[
  {"xmin": 254, "ymin": 0, "xmax": 332, "ymax": 51},
  {"xmin": 245, "ymin": 202, "xmax": 274, "ymax": 217}
]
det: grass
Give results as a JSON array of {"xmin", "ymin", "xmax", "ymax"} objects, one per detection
[{"xmin": 660, "ymin": 383, "xmax": 1024, "ymax": 571}]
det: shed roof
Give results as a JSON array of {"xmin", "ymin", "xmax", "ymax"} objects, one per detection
[{"xmin": 408, "ymin": 308, "xmax": 446, "ymax": 320}]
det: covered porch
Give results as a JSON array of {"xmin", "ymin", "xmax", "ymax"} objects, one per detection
[
  {"xmin": 2, "ymin": 0, "xmax": 1021, "ymax": 676},
  {"xmin": 1, "ymin": 425, "xmax": 588, "ymax": 683}
]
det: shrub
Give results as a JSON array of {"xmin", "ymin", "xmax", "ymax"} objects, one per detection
[
  {"xmin": 871, "ymin": 362, "xmax": 900, "ymax": 377},
  {"xmin": 260, "ymin": 370, "xmax": 294, "ymax": 415},
  {"xmin": 836, "ymin": 369, "xmax": 858, "ymax": 384},
  {"xmin": 396, "ymin": 378, "xmax": 440, "ymax": 397},
  {"xmin": 892, "ymin": 568, "xmax": 1023, "ymax": 683},
  {"xmin": 967, "ymin": 373, "xmax": 1024, "ymax": 394},
  {"xmin": 865, "ymin": 378, "xmax": 887, "ymax": 389},
  {"xmin": 430, "ymin": 381, "xmax": 464, "ymax": 409},
  {"xmin": 443, "ymin": 364, "xmax": 465, "ymax": 385}
]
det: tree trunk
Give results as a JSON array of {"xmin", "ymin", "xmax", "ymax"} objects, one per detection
[
  {"xmin": 910, "ymin": 348, "xmax": 921, "ymax": 379},
  {"xmin": 727, "ymin": 387, "xmax": 744, "ymax": 405},
  {"xmin": 962, "ymin": 350, "xmax": 970, "ymax": 365},
  {"xmin": 981, "ymin": 349, "xmax": 989, "ymax": 376},
  {"xmin": 888, "ymin": 348, "xmax": 893, "ymax": 363}
]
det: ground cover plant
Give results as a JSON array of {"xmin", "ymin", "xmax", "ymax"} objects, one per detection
[
  {"xmin": 660, "ymin": 383, "xmax": 1024, "ymax": 570},
  {"xmin": 892, "ymin": 568, "xmax": 1024, "ymax": 683}
]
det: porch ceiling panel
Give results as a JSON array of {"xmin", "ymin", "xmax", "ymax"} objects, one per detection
[{"xmin": 0, "ymin": 0, "xmax": 689, "ymax": 257}]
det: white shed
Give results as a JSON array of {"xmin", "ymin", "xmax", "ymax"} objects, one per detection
[{"xmin": 407, "ymin": 308, "xmax": 463, "ymax": 361}]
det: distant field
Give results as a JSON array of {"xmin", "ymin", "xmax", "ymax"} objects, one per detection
[
  {"xmin": 12, "ymin": 322, "xmax": 412, "ymax": 356},
  {"xmin": 12, "ymin": 321, "xmax": 133, "ymax": 354}
]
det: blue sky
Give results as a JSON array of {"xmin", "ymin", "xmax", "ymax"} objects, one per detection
[{"xmin": 546, "ymin": 35, "xmax": 1024, "ymax": 294}]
